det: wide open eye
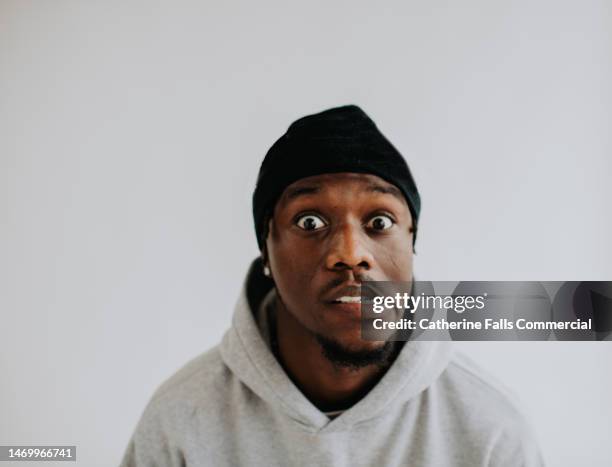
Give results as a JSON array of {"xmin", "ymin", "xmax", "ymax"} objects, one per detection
[
  {"xmin": 367, "ymin": 215, "xmax": 394, "ymax": 231},
  {"xmin": 295, "ymin": 214, "xmax": 327, "ymax": 231}
]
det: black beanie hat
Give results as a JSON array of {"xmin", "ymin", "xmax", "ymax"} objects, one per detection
[{"xmin": 252, "ymin": 105, "xmax": 421, "ymax": 250}]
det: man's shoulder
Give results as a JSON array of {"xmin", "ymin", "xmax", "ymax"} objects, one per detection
[
  {"xmin": 120, "ymin": 346, "xmax": 238, "ymax": 466},
  {"xmin": 434, "ymin": 351, "xmax": 543, "ymax": 464},
  {"xmin": 146, "ymin": 345, "xmax": 231, "ymax": 415},
  {"xmin": 442, "ymin": 351, "xmax": 528, "ymax": 418}
]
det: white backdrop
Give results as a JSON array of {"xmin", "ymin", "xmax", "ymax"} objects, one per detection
[{"xmin": 1, "ymin": 1, "xmax": 610, "ymax": 466}]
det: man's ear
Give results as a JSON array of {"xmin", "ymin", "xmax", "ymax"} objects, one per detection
[
  {"xmin": 261, "ymin": 218, "xmax": 274, "ymax": 278},
  {"xmin": 261, "ymin": 216, "xmax": 275, "ymax": 263},
  {"xmin": 261, "ymin": 244, "xmax": 270, "ymax": 273}
]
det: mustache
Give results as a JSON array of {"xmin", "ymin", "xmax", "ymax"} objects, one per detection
[{"xmin": 318, "ymin": 273, "xmax": 380, "ymax": 298}]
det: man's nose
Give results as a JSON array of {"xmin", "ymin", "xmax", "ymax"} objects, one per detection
[{"xmin": 325, "ymin": 223, "xmax": 374, "ymax": 272}]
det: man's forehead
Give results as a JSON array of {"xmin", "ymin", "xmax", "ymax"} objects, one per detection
[{"xmin": 279, "ymin": 172, "xmax": 406, "ymax": 205}]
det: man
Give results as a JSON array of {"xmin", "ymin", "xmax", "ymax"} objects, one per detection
[{"xmin": 121, "ymin": 105, "xmax": 543, "ymax": 466}]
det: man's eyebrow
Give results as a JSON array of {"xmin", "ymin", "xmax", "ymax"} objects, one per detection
[
  {"xmin": 365, "ymin": 183, "xmax": 404, "ymax": 201},
  {"xmin": 283, "ymin": 185, "xmax": 321, "ymax": 200}
]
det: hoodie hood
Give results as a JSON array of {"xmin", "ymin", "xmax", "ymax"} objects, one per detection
[{"xmin": 220, "ymin": 258, "xmax": 453, "ymax": 433}]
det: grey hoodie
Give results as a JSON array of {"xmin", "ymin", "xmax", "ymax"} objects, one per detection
[{"xmin": 120, "ymin": 261, "xmax": 544, "ymax": 466}]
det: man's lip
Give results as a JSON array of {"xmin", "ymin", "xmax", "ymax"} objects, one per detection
[{"xmin": 324, "ymin": 301, "xmax": 363, "ymax": 315}]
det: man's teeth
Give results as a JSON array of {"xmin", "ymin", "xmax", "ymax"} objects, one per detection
[{"xmin": 336, "ymin": 296, "xmax": 361, "ymax": 303}]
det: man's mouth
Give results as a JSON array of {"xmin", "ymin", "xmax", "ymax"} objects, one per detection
[
  {"xmin": 333, "ymin": 296, "xmax": 362, "ymax": 304},
  {"xmin": 323, "ymin": 283, "xmax": 380, "ymax": 305}
]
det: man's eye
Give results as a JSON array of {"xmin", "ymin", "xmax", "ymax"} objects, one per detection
[
  {"xmin": 295, "ymin": 214, "xmax": 327, "ymax": 231},
  {"xmin": 367, "ymin": 215, "xmax": 394, "ymax": 231}
]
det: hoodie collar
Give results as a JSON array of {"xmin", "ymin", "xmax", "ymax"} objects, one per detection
[{"xmin": 220, "ymin": 258, "xmax": 453, "ymax": 433}]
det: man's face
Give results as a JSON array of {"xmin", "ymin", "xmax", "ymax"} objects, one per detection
[{"xmin": 266, "ymin": 172, "xmax": 414, "ymax": 354}]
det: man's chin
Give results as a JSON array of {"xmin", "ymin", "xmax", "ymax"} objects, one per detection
[{"xmin": 313, "ymin": 333, "xmax": 398, "ymax": 370}]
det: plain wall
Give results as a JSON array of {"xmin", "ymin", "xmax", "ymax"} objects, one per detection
[{"xmin": 1, "ymin": 1, "xmax": 610, "ymax": 466}]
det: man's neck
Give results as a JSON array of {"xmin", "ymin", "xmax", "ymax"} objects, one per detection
[{"xmin": 272, "ymin": 300, "xmax": 397, "ymax": 412}]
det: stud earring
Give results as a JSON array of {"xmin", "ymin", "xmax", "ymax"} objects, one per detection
[{"xmin": 263, "ymin": 265, "xmax": 271, "ymax": 277}]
